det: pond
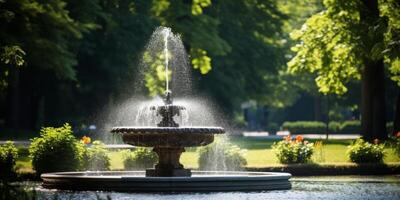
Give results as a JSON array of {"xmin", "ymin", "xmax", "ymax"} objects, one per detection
[{"xmin": 8, "ymin": 176, "xmax": 400, "ymax": 200}]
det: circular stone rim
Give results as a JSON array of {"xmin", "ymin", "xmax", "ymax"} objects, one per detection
[
  {"xmin": 41, "ymin": 171, "xmax": 291, "ymax": 192},
  {"xmin": 111, "ymin": 127, "xmax": 225, "ymax": 134}
]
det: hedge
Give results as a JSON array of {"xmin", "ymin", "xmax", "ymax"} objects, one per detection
[
  {"xmin": 282, "ymin": 121, "xmax": 326, "ymax": 134},
  {"xmin": 281, "ymin": 121, "xmax": 393, "ymax": 135}
]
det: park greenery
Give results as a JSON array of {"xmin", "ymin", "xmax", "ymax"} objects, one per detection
[
  {"xmin": 29, "ymin": 124, "xmax": 85, "ymax": 174},
  {"xmin": 198, "ymin": 138, "xmax": 247, "ymax": 170},
  {"xmin": 0, "ymin": 0, "xmax": 398, "ymax": 141},
  {"xmin": 122, "ymin": 148, "xmax": 158, "ymax": 170},
  {"xmin": 272, "ymin": 135, "xmax": 314, "ymax": 164},
  {"xmin": 347, "ymin": 138, "xmax": 385, "ymax": 163},
  {"xmin": 0, "ymin": 141, "xmax": 18, "ymax": 180}
]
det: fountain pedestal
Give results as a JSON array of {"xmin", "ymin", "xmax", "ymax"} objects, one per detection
[{"xmin": 146, "ymin": 147, "xmax": 191, "ymax": 177}]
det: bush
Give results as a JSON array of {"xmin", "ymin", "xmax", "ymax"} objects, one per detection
[
  {"xmin": 0, "ymin": 141, "xmax": 18, "ymax": 180},
  {"xmin": 388, "ymin": 132, "xmax": 400, "ymax": 157},
  {"xmin": 272, "ymin": 135, "xmax": 314, "ymax": 164},
  {"xmin": 282, "ymin": 121, "xmax": 326, "ymax": 134},
  {"xmin": 122, "ymin": 148, "xmax": 158, "ymax": 170},
  {"xmin": 82, "ymin": 141, "xmax": 110, "ymax": 171},
  {"xmin": 339, "ymin": 120, "xmax": 361, "ymax": 134},
  {"xmin": 347, "ymin": 139, "xmax": 385, "ymax": 164},
  {"xmin": 29, "ymin": 124, "xmax": 85, "ymax": 174},
  {"xmin": 198, "ymin": 138, "xmax": 247, "ymax": 171}
]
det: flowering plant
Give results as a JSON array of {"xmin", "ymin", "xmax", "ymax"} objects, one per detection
[
  {"xmin": 388, "ymin": 132, "xmax": 400, "ymax": 158},
  {"xmin": 272, "ymin": 135, "xmax": 314, "ymax": 164},
  {"xmin": 347, "ymin": 138, "xmax": 385, "ymax": 164},
  {"xmin": 81, "ymin": 136, "xmax": 91, "ymax": 145}
]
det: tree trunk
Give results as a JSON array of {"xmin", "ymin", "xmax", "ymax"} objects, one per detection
[
  {"xmin": 361, "ymin": 60, "xmax": 387, "ymax": 141},
  {"xmin": 393, "ymin": 90, "xmax": 400, "ymax": 135},
  {"xmin": 314, "ymin": 95, "xmax": 322, "ymax": 121}
]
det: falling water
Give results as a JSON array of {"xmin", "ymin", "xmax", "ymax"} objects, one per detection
[{"xmin": 163, "ymin": 28, "xmax": 170, "ymax": 93}]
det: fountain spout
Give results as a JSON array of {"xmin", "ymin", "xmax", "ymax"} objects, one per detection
[
  {"xmin": 164, "ymin": 90, "xmax": 173, "ymax": 105},
  {"xmin": 150, "ymin": 91, "xmax": 185, "ymax": 127}
]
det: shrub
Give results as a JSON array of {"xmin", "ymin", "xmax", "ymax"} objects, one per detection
[
  {"xmin": 339, "ymin": 120, "xmax": 361, "ymax": 134},
  {"xmin": 198, "ymin": 138, "xmax": 247, "ymax": 171},
  {"xmin": 347, "ymin": 138, "xmax": 385, "ymax": 164},
  {"xmin": 388, "ymin": 132, "xmax": 400, "ymax": 157},
  {"xmin": 82, "ymin": 141, "xmax": 110, "ymax": 171},
  {"xmin": 29, "ymin": 124, "xmax": 85, "ymax": 174},
  {"xmin": 282, "ymin": 121, "xmax": 326, "ymax": 134},
  {"xmin": 272, "ymin": 135, "xmax": 314, "ymax": 164},
  {"xmin": 122, "ymin": 148, "xmax": 158, "ymax": 170},
  {"xmin": 0, "ymin": 141, "xmax": 18, "ymax": 180}
]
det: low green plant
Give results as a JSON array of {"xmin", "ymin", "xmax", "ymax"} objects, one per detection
[
  {"xmin": 328, "ymin": 121, "xmax": 341, "ymax": 133},
  {"xmin": 272, "ymin": 135, "xmax": 314, "ymax": 164},
  {"xmin": 29, "ymin": 124, "xmax": 85, "ymax": 174},
  {"xmin": 122, "ymin": 148, "xmax": 158, "ymax": 170},
  {"xmin": 347, "ymin": 138, "xmax": 385, "ymax": 164},
  {"xmin": 339, "ymin": 120, "xmax": 361, "ymax": 134},
  {"xmin": 387, "ymin": 132, "xmax": 400, "ymax": 157},
  {"xmin": 282, "ymin": 121, "xmax": 326, "ymax": 134},
  {"xmin": 82, "ymin": 141, "xmax": 110, "ymax": 171},
  {"xmin": 198, "ymin": 138, "xmax": 247, "ymax": 171},
  {"xmin": 0, "ymin": 141, "xmax": 18, "ymax": 180}
]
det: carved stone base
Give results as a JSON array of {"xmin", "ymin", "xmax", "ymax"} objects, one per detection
[{"xmin": 146, "ymin": 146, "xmax": 191, "ymax": 177}]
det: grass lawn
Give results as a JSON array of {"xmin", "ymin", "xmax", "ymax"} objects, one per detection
[{"xmin": 14, "ymin": 136, "xmax": 400, "ymax": 172}]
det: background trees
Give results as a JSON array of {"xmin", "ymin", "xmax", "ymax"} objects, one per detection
[
  {"xmin": 0, "ymin": 0, "xmax": 398, "ymax": 139},
  {"xmin": 287, "ymin": 0, "xmax": 400, "ymax": 140}
]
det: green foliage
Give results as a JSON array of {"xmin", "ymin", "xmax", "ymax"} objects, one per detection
[
  {"xmin": 0, "ymin": 141, "xmax": 18, "ymax": 180},
  {"xmin": 328, "ymin": 121, "xmax": 341, "ymax": 133},
  {"xmin": 339, "ymin": 120, "xmax": 361, "ymax": 134},
  {"xmin": 282, "ymin": 120, "xmax": 364, "ymax": 134},
  {"xmin": 387, "ymin": 133, "xmax": 400, "ymax": 157},
  {"xmin": 198, "ymin": 138, "xmax": 247, "ymax": 171},
  {"xmin": 282, "ymin": 121, "xmax": 326, "ymax": 134},
  {"xmin": 191, "ymin": 0, "xmax": 211, "ymax": 16},
  {"xmin": 379, "ymin": 0, "xmax": 400, "ymax": 85},
  {"xmin": 190, "ymin": 48, "xmax": 212, "ymax": 74},
  {"xmin": 347, "ymin": 138, "xmax": 385, "ymax": 163},
  {"xmin": 29, "ymin": 124, "xmax": 84, "ymax": 174},
  {"xmin": 122, "ymin": 148, "xmax": 158, "ymax": 170},
  {"xmin": 288, "ymin": 0, "xmax": 400, "ymax": 93},
  {"xmin": 0, "ymin": 46, "xmax": 25, "ymax": 67},
  {"xmin": 82, "ymin": 141, "xmax": 110, "ymax": 171},
  {"xmin": 272, "ymin": 136, "xmax": 314, "ymax": 164}
]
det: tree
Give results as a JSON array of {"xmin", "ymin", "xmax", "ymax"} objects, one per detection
[
  {"xmin": 0, "ymin": 0, "xmax": 92, "ymax": 129},
  {"xmin": 287, "ymin": 0, "xmax": 400, "ymax": 140}
]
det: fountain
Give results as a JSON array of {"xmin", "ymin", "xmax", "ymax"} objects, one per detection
[{"xmin": 40, "ymin": 27, "xmax": 291, "ymax": 192}]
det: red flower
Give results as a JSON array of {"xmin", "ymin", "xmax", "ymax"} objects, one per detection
[
  {"xmin": 296, "ymin": 135, "xmax": 304, "ymax": 142},
  {"xmin": 396, "ymin": 132, "xmax": 400, "ymax": 138}
]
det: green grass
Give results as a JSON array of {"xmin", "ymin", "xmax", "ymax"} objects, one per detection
[{"xmin": 14, "ymin": 137, "xmax": 400, "ymax": 172}]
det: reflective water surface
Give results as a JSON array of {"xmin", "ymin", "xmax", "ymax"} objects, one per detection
[{"xmin": 31, "ymin": 176, "xmax": 400, "ymax": 200}]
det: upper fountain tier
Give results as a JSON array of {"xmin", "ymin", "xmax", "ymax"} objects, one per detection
[{"xmin": 111, "ymin": 91, "xmax": 225, "ymax": 148}]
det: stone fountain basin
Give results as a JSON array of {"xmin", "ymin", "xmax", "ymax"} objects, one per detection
[
  {"xmin": 41, "ymin": 171, "xmax": 291, "ymax": 192},
  {"xmin": 111, "ymin": 127, "xmax": 225, "ymax": 147}
]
